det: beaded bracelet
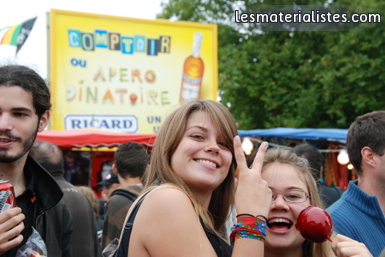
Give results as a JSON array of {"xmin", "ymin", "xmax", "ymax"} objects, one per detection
[
  {"xmin": 236, "ymin": 213, "xmax": 254, "ymax": 218},
  {"xmin": 230, "ymin": 215, "xmax": 267, "ymax": 245},
  {"xmin": 236, "ymin": 213, "xmax": 268, "ymax": 221}
]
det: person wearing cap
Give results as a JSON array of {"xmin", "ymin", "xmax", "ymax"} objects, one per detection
[
  {"xmin": 97, "ymin": 172, "xmax": 121, "ymax": 235},
  {"xmin": 98, "ymin": 172, "xmax": 121, "ymax": 202}
]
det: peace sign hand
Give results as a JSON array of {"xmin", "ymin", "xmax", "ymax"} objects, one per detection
[{"xmin": 233, "ymin": 136, "xmax": 272, "ymax": 217}]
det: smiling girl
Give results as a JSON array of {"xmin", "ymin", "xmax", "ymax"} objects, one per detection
[{"xmin": 109, "ymin": 99, "xmax": 271, "ymax": 257}]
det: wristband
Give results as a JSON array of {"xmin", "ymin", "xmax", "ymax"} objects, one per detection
[{"xmin": 230, "ymin": 215, "xmax": 267, "ymax": 245}]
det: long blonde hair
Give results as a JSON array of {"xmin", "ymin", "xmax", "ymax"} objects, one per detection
[
  {"xmin": 262, "ymin": 147, "xmax": 334, "ymax": 257},
  {"xmin": 143, "ymin": 100, "xmax": 238, "ymax": 233}
]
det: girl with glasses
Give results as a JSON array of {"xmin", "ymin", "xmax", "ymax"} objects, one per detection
[{"xmin": 259, "ymin": 147, "xmax": 372, "ymax": 257}]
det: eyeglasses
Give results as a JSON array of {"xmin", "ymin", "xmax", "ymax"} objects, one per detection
[{"xmin": 272, "ymin": 189, "xmax": 309, "ymax": 203}]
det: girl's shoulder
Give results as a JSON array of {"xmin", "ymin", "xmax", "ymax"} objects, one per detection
[
  {"xmin": 135, "ymin": 184, "xmax": 199, "ymax": 227},
  {"xmin": 142, "ymin": 184, "xmax": 193, "ymax": 210},
  {"xmin": 132, "ymin": 185, "xmax": 216, "ymax": 256}
]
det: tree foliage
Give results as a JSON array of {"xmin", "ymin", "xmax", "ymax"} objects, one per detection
[{"xmin": 158, "ymin": 0, "xmax": 385, "ymax": 129}]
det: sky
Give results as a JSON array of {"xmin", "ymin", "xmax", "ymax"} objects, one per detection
[
  {"xmin": 0, "ymin": 0, "xmax": 163, "ymax": 28},
  {"xmin": 0, "ymin": 0, "xmax": 164, "ymax": 77}
]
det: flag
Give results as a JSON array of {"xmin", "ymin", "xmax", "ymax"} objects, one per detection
[{"xmin": 0, "ymin": 17, "xmax": 37, "ymax": 53}]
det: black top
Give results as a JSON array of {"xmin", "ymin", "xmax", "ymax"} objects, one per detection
[
  {"xmin": 10, "ymin": 166, "xmax": 37, "ymax": 255},
  {"xmin": 15, "ymin": 178, "xmax": 36, "ymax": 252},
  {"xmin": 200, "ymin": 218, "xmax": 233, "ymax": 257}
]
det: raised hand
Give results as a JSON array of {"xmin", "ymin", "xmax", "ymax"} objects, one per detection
[
  {"xmin": 233, "ymin": 136, "xmax": 271, "ymax": 216},
  {"xmin": 0, "ymin": 207, "xmax": 25, "ymax": 254},
  {"xmin": 332, "ymin": 234, "xmax": 373, "ymax": 257}
]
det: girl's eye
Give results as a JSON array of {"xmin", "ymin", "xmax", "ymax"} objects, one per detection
[
  {"xmin": 218, "ymin": 142, "xmax": 229, "ymax": 149},
  {"xmin": 190, "ymin": 134, "xmax": 203, "ymax": 140},
  {"xmin": 287, "ymin": 194, "xmax": 301, "ymax": 199}
]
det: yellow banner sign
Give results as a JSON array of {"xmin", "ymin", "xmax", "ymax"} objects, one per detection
[{"xmin": 49, "ymin": 9, "xmax": 218, "ymax": 133}]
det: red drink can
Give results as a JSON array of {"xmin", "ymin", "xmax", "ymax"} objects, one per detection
[{"xmin": 0, "ymin": 180, "xmax": 17, "ymax": 212}]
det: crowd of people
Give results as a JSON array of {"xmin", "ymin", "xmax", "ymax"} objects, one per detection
[{"xmin": 0, "ymin": 64, "xmax": 383, "ymax": 256}]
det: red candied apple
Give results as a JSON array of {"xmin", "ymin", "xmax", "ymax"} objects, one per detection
[{"xmin": 295, "ymin": 205, "xmax": 333, "ymax": 243}]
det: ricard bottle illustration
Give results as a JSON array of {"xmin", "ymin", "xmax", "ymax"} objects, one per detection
[{"xmin": 180, "ymin": 32, "xmax": 204, "ymax": 102}]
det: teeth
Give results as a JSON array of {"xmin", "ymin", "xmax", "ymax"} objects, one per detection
[
  {"xmin": 269, "ymin": 218, "xmax": 291, "ymax": 224},
  {"xmin": 196, "ymin": 159, "xmax": 217, "ymax": 168}
]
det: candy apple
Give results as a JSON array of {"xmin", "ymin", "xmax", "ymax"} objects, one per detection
[{"xmin": 295, "ymin": 205, "xmax": 333, "ymax": 243}]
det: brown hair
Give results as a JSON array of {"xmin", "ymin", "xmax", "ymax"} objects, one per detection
[
  {"xmin": 0, "ymin": 65, "xmax": 51, "ymax": 118},
  {"xmin": 144, "ymin": 100, "xmax": 238, "ymax": 233},
  {"xmin": 347, "ymin": 110, "xmax": 385, "ymax": 176}
]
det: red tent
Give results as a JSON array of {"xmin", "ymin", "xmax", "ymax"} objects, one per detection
[
  {"xmin": 36, "ymin": 129, "xmax": 156, "ymax": 194},
  {"xmin": 35, "ymin": 129, "xmax": 157, "ymax": 149}
]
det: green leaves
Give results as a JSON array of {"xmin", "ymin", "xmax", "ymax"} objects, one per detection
[{"xmin": 159, "ymin": 0, "xmax": 385, "ymax": 129}]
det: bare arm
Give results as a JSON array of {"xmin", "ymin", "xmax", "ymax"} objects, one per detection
[
  {"xmin": 131, "ymin": 187, "xmax": 218, "ymax": 257},
  {"xmin": 232, "ymin": 137, "xmax": 271, "ymax": 256}
]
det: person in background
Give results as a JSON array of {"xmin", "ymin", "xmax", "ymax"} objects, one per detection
[
  {"xmin": 63, "ymin": 150, "xmax": 90, "ymax": 185},
  {"xmin": 327, "ymin": 111, "xmax": 385, "ymax": 257},
  {"xmin": 97, "ymin": 160, "xmax": 114, "ymax": 186},
  {"xmin": 77, "ymin": 185, "xmax": 105, "ymax": 239},
  {"xmin": 0, "ymin": 64, "xmax": 72, "ymax": 256},
  {"xmin": 259, "ymin": 147, "xmax": 371, "ymax": 257},
  {"xmin": 101, "ymin": 142, "xmax": 148, "ymax": 248},
  {"xmin": 29, "ymin": 140, "xmax": 101, "ymax": 257},
  {"xmin": 98, "ymin": 172, "xmax": 121, "ymax": 202},
  {"xmin": 97, "ymin": 172, "xmax": 121, "ymax": 231},
  {"xmin": 293, "ymin": 143, "xmax": 344, "ymax": 208}
]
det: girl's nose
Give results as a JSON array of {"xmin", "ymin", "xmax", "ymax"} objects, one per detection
[{"xmin": 205, "ymin": 139, "xmax": 220, "ymax": 155}]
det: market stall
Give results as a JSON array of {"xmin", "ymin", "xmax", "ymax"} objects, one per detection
[
  {"xmin": 238, "ymin": 127, "xmax": 351, "ymax": 189},
  {"xmin": 35, "ymin": 129, "xmax": 157, "ymax": 192}
]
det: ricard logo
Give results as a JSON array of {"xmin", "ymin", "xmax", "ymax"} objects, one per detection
[{"xmin": 65, "ymin": 114, "xmax": 138, "ymax": 132}]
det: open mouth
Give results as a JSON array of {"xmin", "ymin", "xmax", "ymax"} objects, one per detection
[
  {"xmin": 267, "ymin": 218, "xmax": 293, "ymax": 229},
  {"xmin": 195, "ymin": 159, "xmax": 218, "ymax": 168},
  {"xmin": 0, "ymin": 138, "xmax": 15, "ymax": 144}
]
